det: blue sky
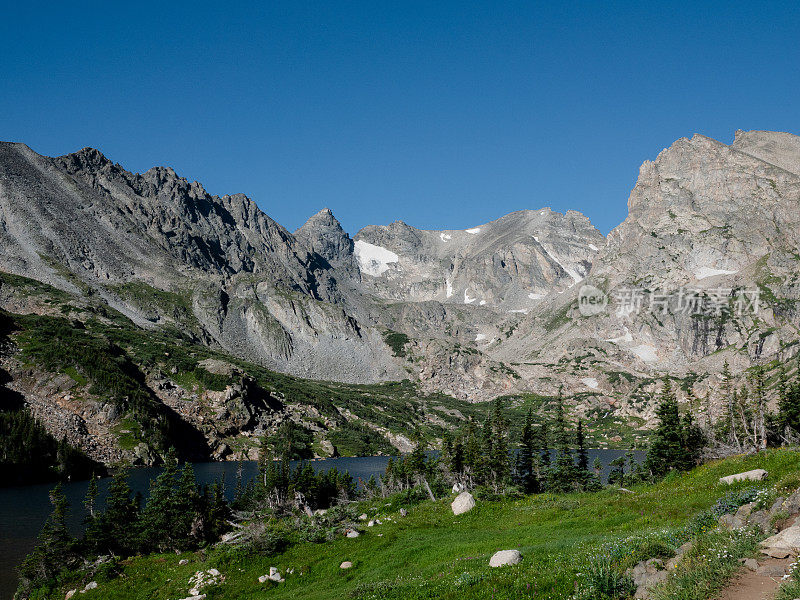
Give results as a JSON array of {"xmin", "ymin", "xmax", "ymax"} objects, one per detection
[{"xmin": 1, "ymin": 1, "xmax": 798, "ymax": 235}]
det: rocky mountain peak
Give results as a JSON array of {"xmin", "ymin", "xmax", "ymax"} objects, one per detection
[
  {"xmin": 294, "ymin": 208, "xmax": 356, "ymax": 272},
  {"xmin": 731, "ymin": 129, "xmax": 800, "ymax": 175},
  {"xmin": 56, "ymin": 146, "xmax": 115, "ymax": 172}
]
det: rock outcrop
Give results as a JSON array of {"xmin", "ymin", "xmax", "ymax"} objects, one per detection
[
  {"xmin": 489, "ymin": 549, "xmax": 522, "ymax": 567},
  {"xmin": 2, "ymin": 129, "xmax": 799, "ymax": 446},
  {"xmin": 451, "ymin": 492, "xmax": 476, "ymax": 515}
]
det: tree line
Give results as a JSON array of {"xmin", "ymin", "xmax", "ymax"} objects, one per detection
[{"xmin": 19, "ymin": 356, "xmax": 800, "ymax": 597}]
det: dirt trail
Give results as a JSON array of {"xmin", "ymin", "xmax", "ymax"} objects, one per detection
[{"xmin": 716, "ymin": 556, "xmax": 791, "ymax": 600}]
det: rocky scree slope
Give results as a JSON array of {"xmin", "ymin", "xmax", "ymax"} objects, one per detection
[{"xmin": 1, "ymin": 131, "xmax": 799, "ymax": 431}]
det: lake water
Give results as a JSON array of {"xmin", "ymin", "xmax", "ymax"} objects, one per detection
[{"xmin": 0, "ymin": 450, "xmax": 642, "ymax": 598}]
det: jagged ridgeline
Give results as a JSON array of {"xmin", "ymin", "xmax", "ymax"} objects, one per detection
[{"xmin": 0, "ymin": 130, "xmax": 799, "ymax": 470}]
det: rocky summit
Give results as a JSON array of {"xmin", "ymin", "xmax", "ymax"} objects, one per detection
[{"xmin": 1, "ymin": 130, "xmax": 799, "ymax": 461}]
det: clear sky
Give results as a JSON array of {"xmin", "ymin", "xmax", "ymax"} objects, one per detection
[{"xmin": 1, "ymin": 1, "xmax": 798, "ymax": 235}]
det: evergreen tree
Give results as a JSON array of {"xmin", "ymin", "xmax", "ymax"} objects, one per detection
[
  {"xmin": 681, "ymin": 411, "xmax": 705, "ymax": 469},
  {"xmin": 539, "ymin": 420, "xmax": 551, "ymax": 490},
  {"xmin": 19, "ymin": 484, "xmax": 75, "ymax": 591},
  {"xmin": 607, "ymin": 456, "xmax": 626, "ymax": 487},
  {"xmin": 201, "ymin": 480, "xmax": 229, "ymax": 542},
  {"xmin": 462, "ymin": 422, "xmax": 481, "ymax": 487},
  {"xmin": 94, "ymin": 467, "xmax": 139, "ymax": 555},
  {"xmin": 139, "ymin": 453, "xmax": 180, "ymax": 551},
  {"xmin": 479, "ymin": 415, "xmax": 494, "ymax": 487},
  {"xmin": 778, "ymin": 357, "xmax": 800, "ymax": 441},
  {"xmin": 575, "ymin": 419, "xmax": 590, "ymax": 489},
  {"xmin": 174, "ymin": 462, "xmax": 199, "ymax": 548},
  {"xmin": 645, "ymin": 378, "xmax": 702, "ymax": 479},
  {"xmin": 517, "ymin": 409, "xmax": 539, "ymax": 494},
  {"xmin": 549, "ymin": 392, "xmax": 577, "ymax": 492},
  {"xmin": 489, "ymin": 398, "xmax": 510, "ymax": 491},
  {"xmin": 84, "ymin": 474, "xmax": 98, "ymax": 518}
]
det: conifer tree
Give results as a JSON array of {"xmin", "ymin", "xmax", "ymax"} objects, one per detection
[
  {"xmin": 645, "ymin": 378, "xmax": 701, "ymax": 478},
  {"xmin": 479, "ymin": 415, "xmax": 494, "ymax": 487},
  {"xmin": 489, "ymin": 398, "xmax": 510, "ymax": 491},
  {"xmin": 139, "ymin": 452, "xmax": 180, "ymax": 551},
  {"xmin": 95, "ymin": 467, "xmax": 139, "ymax": 555},
  {"xmin": 517, "ymin": 409, "xmax": 539, "ymax": 494},
  {"xmin": 778, "ymin": 357, "xmax": 800, "ymax": 441},
  {"xmin": 174, "ymin": 462, "xmax": 199, "ymax": 548},
  {"xmin": 576, "ymin": 419, "xmax": 590, "ymax": 488},
  {"xmin": 19, "ymin": 483, "xmax": 74, "ymax": 589},
  {"xmin": 462, "ymin": 421, "xmax": 481, "ymax": 487},
  {"xmin": 549, "ymin": 392, "xmax": 577, "ymax": 492}
]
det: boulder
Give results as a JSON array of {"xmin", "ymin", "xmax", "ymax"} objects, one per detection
[
  {"xmin": 83, "ymin": 582, "xmax": 98, "ymax": 591},
  {"xmin": 179, "ymin": 558, "xmax": 189, "ymax": 566},
  {"xmin": 762, "ymin": 547, "xmax": 791, "ymax": 559},
  {"xmin": 785, "ymin": 491, "xmax": 800, "ymax": 515},
  {"xmin": 735, "ymin": 502, "xmax": 755, "ymax": 520},
  {"xmin": 757, "ymin": 564, "xmax": 785, "ymax": 577},
  {"xmin": 346, "ymin": 529, "xmax": 360, "ymax": 538},
  {"xmin": 719, "ymin": 469, "xmax": 768, "ymax": 484},
  {"xmin": 741, "ymin": 558, "xmax": 759, "ymax": 571},
  {"xmin": 760, "ymin": 525, "xmax": 800, "ymax": 556},
  {"xmin": 489, "ymin": 550, "xmax": 522, "ymax": 567},
  {"xmin": 451, "ymin": 492, "xmax": 476, "ymax": 515},
  {"xmin": 178, "ymin": 596, "xmax": 207, "ymax": 600},
  {"xmin": 65, "ymin": 591, "xmax": 76, "ymax": 600},
  {"xmin": 769, "ymin": 497, "xmax": 786, "ymax": 516},
  {"xmin": 359, "ymin": 514, "xmax": 368, "ymax": 521},
  {"xmin": 719, "ymin": 513, "xmax": 744, "ymax": 530},
  {"xmin": 748, "ymin": 510, "xmax": 771, "ymax": 532},
  {"xmin": 340, "ymin": 561, "xmax": 353, "ymax": 569},
  {"xmin": 400, "ymin": 508, "xmax": 408, "ymax": 517}
]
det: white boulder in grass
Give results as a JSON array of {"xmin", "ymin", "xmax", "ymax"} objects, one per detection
[
  {"xmin": 259, "ymin": 567, "xmax": 284, "ymax": 583},
  {"xmin": 451, "ymin": 491, "xmax": 476, "ymax": 515},
  {"xmin": 489, "ymin": 550, "xmax": 522, "ymax": 567},
  {"xmin": 340, "ymin": 561, "xmax": 353, "ymax": 569},
  {"xmin": 760, "ymin": 525, "xmax": 800, "ymax": 556},
  {"xmin": 719, "ymin": 469, "xmax": 768, "ymax": 484}
]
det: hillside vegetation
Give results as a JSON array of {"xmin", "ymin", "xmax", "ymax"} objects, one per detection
[{"xmin": 28, "ymin": 450, "xmax": 800, "ymax": 600}]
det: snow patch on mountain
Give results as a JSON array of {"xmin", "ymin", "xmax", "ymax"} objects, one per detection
[
  {"xmin": 630, "ymin": 344, "xmax": 658, "ymax": 363},
  {"xmin": 695, "ymin": 266, "xmax": 738, "ymax": 280},
  {"xmin": 606, "ymin": 326, "xmax": 634, "ymax": 344},
  {"xmin": 532, "ymin": 235, "xmax": 583, "ymax": 284},
  {"xmin": 354, "ymin": 240, "xmax": 399, "ymax": 276},
  {"xmin": 465, "ymin": 227, "xmax": 481, "ymax": 234}
]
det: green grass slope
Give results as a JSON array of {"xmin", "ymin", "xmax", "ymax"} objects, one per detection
[{"xmin": 43, "ymin": 450, "xmax": 800, "ymax": 600}]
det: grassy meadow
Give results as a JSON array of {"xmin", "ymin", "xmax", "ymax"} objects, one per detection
[{"xmin": 35, "ymin": 449, "xmax": 800, "ymax": 600}]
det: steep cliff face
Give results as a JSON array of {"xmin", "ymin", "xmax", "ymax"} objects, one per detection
[
  {"xmin": 1, "ymin": 131, "xmax": 798, "ymax": 413},
  {"xmin": 492, "ymin": 131, "xmax": 800, "ymax": 419},
  {"xmin": 353, "ymin": 209, "xmax": 605, "ymax": 312},
  {"xmin": 0, "ymin": 142, "xmax": 403, "ymax": 384}
]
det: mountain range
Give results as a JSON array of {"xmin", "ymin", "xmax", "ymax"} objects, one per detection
[{"xmin": 1, "ymin": 129, "xmax": 798, "ymax": 462}]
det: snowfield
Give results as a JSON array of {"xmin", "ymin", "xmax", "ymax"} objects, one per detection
[
  {"xmin": 354, "ymin": 240, "xmax": 399, "ymax": 276},
  {"xmin": 630, "ymin": 344, "xmax": 659, "ymax": 363},
  {"xmin": 694, "ymin": 266, "xmax": 738, "ymax": 280},
  {"xmin": 581, "ymin": 377, "xmax": 599, "ymax": 389}
]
